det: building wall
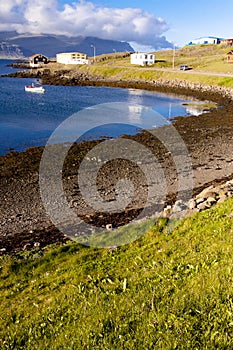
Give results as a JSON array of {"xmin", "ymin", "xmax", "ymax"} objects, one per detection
[
  {"xmin": 221, "ymin": 39, "xmax": 233, "ymax": 46},
  {"xmin": 227, "ymin": 53, "xmax": 233, "ymax": 62},
  {"xmin": 189, "ymin": 37, "xmax": 220, "ymax": 45},
  {"xmin": 29, "ymin": 54, "xmax": 48, "ymax": 67},
  {"xmin": 130, "ymin": 53, "xmax": 155, "ymax": 66},
  {"xmin": 56, "ymin": 52, "xmax": 88, "ymax": 65}
]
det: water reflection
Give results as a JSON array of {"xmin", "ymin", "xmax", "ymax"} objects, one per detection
[
  {"xmin": 185, "ymin": 105, "xmax": 206, "ymax": 116},
  {"xmin": 0, "ymin": 61, "xmax": 211, "ymax": 154}
]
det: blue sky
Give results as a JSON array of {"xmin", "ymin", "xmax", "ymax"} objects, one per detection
[
  {"xmin": 1, "ymin": 0, "xmax": 233, "ymax": 49},
  {"xmin": 85, "ymin": 0, "xmax": 233, "ymax": 46}
]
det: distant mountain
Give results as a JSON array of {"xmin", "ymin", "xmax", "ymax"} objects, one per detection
[
  {"xmin": 0, "ymin": 32, "xmax": 134, "ymax": 58},
  {"xmin": 0, "ymin": 42, "xmax": 24, "ymax": 59}
]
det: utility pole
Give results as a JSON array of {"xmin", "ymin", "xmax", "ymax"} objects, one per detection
[
  {"xmin": 91, "ymin": 44, "xmax": 96, "ymax": 63},
  {"xmin": 172, "ymin": 43, "xmax": 175, "ymax": 70}
]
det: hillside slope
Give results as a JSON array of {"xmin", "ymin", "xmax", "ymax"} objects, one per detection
[
  {"xmin": 31, "ymin": 43, "xmax": 233, "ymax": 88},
  {"xmin": 155, "ymin": 44, "xmax": 233, "ymax": 73},
  {"xmin": 1, "ymin": 198, "xmax": 233, "ymax": 349}
]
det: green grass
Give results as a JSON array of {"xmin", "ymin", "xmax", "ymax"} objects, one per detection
[
  {"xmin": 86, "ymin": 44, "xmax": 233, "ymax": 87},
  {"xmin": 155, "ymin": 44, "xmax": 233, "ymax": 72},
  {"xmin": 89, "ymin": 44, "xmax": 233, "ymax": 73},
  {"xmin": 83, "ymin": 65, "xmax": 233, "ymax": 87},
  {"xmin": 46, "ymin": 44, "xmax": 233, "ymax": 88},
  {"xmin": 1, "ymin": 198, "xmax": 233, "ymax": 349}
]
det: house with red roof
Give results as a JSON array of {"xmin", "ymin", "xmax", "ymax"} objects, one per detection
[{"xmin": 29, "ymin": 54, "xmax": 49, "ymax": 68}]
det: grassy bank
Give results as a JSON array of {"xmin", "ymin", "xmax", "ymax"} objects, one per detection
[
  {"xmin": 42, "ymin": 44, "xmax": 233, "ymax": 89},
  {"xmin": 1, "ymin": 198, "xmax": 233, "ymax": 349},
  {"xmin": 155, "ymin": 44, "xmax": 233, "ymax": 72}
]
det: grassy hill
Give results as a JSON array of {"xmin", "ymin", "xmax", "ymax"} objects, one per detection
[
  {"xmin": 91, "ymin": 44, "xmax": 233, "ymax": 72},
  {"xmin": 155, "ymin": 44, "xmax": 233, "ymax": 72},
  {"xmin": 42, "ymin": 44, "xmax": 233, "ymax": 88},
  {"xmin": 1, "ymin": 198, "xmax": 233, "ymax": 349}
]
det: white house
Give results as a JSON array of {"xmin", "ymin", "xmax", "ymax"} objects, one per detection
[
  {"xmin": 188, "ymin": 36, "xmax": 221, "ymax": 45},
  {"xmin": 56, "ymin": 52, "xmax": 88, "ymax": 65},
  {"xmin": 29, "ymin": 54, "xmax": 49, "ymax": 67},
  {"xmin": 130, "ymin": 52, "xmax": 155, "ymax": 66}
]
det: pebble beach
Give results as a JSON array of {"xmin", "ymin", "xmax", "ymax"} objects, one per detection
[{"xmin": 1, "ymin": 70, "xmax": 233, "ymax": 254}]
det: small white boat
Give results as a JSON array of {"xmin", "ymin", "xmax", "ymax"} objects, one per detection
[{"xmin": 25, "ymin": 83, "xmax": 45, "ymax": 93}]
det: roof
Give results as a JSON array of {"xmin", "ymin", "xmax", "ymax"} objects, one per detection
[
  {"xmin": 29, "ymin": 54, "xmax": 48, "ymax": 59},
  {"xmin": 131, "ymin": 52, "xmax": 155, "ymax": 55},
  {"xmin": 56, "ymin": 52, "xmax": 86, "ymax": 55},
  {"xmin": 194, "ymin": 36, "xmax": 222, "ymax": 40}
]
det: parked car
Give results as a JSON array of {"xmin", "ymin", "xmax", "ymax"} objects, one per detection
[{"xmin": 180, "ymin": 65, "xmax": 191, "ymax": 71}]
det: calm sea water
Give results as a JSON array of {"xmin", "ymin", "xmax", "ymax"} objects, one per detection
[{"xmin": 0, "ymin": 59, "xmax": 193, "ymax": 155}]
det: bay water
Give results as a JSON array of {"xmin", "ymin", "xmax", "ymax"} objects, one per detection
[{"xmin": 0, "ymin": 59, "xmax": 194, "ymax": 155}]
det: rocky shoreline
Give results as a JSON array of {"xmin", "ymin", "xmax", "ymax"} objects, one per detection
[
  {"xmin": 163, "ymin": 179, "xmax": 233, "ymax": 219},
  {"xmin": 1, "ymin": 69, "xmax": 233, "ymax": 254},
  {"xmin": 5, "ymin": 67, "xmax": 233, "ymax": 102}
]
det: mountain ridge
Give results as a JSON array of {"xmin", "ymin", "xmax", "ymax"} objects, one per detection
[{"xmin": 0, "ymin": 32, "xmax": 134, "ymax": 58}]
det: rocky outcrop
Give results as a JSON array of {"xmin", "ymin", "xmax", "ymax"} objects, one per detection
[
  {"xmin": 163, "ymin": 179, "xmax": 233, "ymax": 219},
  {"xmin": 188, "ymin": 179, "xmax": 233, "ymax": 211}
]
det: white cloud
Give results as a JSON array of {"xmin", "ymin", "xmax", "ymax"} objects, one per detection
[
  {"xmin": 0, "ymin": 0, "xmax": 25, "ymax": 30},
  {"xmin": 0, "ymin": 0, "xmax": 171, "ymax": 48}
]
